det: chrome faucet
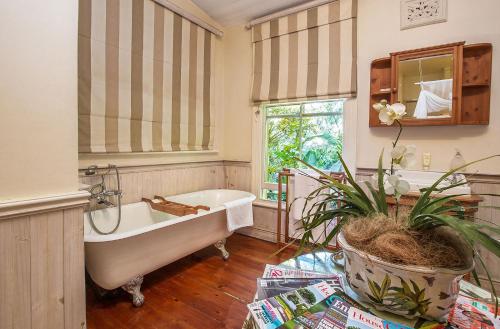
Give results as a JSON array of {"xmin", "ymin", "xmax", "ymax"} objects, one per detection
[
  {"xmin": 444, "ymin": 173, "xmax": 464, "ymax": 186},
  {"xmin": 85, "ymin": 164, "xmax": 123, "ymax": 208},
  {"xmin": 85, "ymin": 164, "xmax": 123, "ymax": 235}
]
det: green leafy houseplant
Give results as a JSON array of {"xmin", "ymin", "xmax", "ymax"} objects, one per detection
[{"xmin": 293, "ymin": 100, "xmax": 500, "ymax": 318}]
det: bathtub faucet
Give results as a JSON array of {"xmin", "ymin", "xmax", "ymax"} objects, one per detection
[
  {"xmin": 95, "ymin": 194, "xmax": 117, "ymax": 207},
  {"xmin": 86, "ymin": 164, "xmax": 123, "ymax": 235},
  {"xmin": 86, "ymin": 164, "xmax": 123, "ymax": 208}
]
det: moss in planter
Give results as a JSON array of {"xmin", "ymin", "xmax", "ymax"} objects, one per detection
[{"xmin": 342, "ymin": 213, "xmax": 465, "ymax": 268}]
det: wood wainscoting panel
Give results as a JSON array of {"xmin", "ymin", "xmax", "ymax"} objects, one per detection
[
  {"xmin": 80, "ymin": 161, "xmax": 228, "ymax": 205},
  {"xmin": 0, "ymin": 217, "xmax": 31, "ymax": 329},
  {"xmin": 238, "ymin": 204, "xmax": 286, "ymax": 243},
  {"xmin": 30, "ymin": 212, "xmax": 65, "ymax": 329},
  {"xmin": 0, "ymin": 200, "xmax": 86, "ymax": 329},
  {"xmin": 469, "ymin": 180, "xmax": 500, "ymax": 292},
  {"xmin": 63, "ymin": 207, "xmax": 86, "ymax": 329},
  {"xmin": 224, "ymin": 162, "xmax": 252, "ymax": 191}
]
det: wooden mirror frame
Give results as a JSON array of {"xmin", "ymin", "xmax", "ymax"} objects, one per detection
[
  {"xmin": 390, "ymin": 42, "xmax": 463, "ymax": 126},
  {"xmin": 369, "ymin": 42, "xmax": 492, "ymax": 127}
]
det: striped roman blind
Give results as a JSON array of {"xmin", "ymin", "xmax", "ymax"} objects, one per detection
[
  {"xmin": 251, "ymin": 0, "xmax": 357, "ymax": 103},
  {"xmin": 78, "ymin": 0, "xmax": 215, "ymax": 153}
]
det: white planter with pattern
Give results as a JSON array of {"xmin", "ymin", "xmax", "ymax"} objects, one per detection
[{"xmin": 338, "ymin": 230, "xmax": 474, "ymax": 321}]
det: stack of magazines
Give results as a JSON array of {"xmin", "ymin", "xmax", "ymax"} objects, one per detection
[
  {"xmin": 245, "ymin": 264, "xmax": 412, "ymax": 329},
  {"xmin": 244, "ymin": 265, "xmax": 500, "ymax": 329}
]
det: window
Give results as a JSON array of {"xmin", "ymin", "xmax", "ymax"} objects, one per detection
[{"xmin": 261, "ymin": 100, "xmax": 344, "ymax": 201}]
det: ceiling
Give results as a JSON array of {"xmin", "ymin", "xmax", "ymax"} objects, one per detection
[{"xmin": 191, "ymin": 0, "xmax": 312, "ymax": 27}]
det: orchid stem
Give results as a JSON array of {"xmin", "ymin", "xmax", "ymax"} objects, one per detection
[{"xmin": 390, "ymin": 120, "xmax": 403, "ymax": 175}]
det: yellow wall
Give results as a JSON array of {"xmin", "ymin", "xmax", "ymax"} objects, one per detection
[
  {"xmin": 223, "ymin": 25, "xmax": 253, "ymax": 162},
  {"xmin": 0, "ymin": 0, "xmax": 79, "ymax": 201},
  {"xmin": 356, "ymin": 0, "xmax": 500, "ymax": 174}
]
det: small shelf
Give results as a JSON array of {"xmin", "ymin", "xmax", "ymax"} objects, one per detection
[
  {"xmin": 462, "ymin": 82, "xmax": 490, "ymax": 88},
  {"xmin": 371, "ymin": 90, "xmax": 391, "ymax": 96}
]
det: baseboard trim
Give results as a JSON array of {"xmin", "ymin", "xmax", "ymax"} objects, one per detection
[
  {"xmin": 238, "ymin": 227, "xmax": 277, "ymax": 243},
  {"xmin": 0, "ymin": 191, "xmax": 89, "ymax": 220}
]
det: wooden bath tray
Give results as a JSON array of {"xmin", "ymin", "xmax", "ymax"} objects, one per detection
[{"xmin": 142, "ymin": 196, "xmax": 210, "ymax": 216}]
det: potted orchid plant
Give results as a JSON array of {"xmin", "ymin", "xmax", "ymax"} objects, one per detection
[{"xmin": 295, "ymin": 100, "xmax": 500, "ymax": 321}]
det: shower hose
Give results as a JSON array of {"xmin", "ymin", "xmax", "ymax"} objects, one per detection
[{"xmin": 88, "ymin": 165, "xmax": 122, "ymax": 235}]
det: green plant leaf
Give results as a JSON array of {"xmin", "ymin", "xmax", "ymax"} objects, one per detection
[
  {"xmin": 380, "ymin": 274, "xmax": 391, "ymax": 297},
  {"xmin": 435, "ymin": 215, "xmax": 500, "ymax": 258}
]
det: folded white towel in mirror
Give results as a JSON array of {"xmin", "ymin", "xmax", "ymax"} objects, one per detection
[{"xmin": 224, "ymin": 197, "xmax": 254, "ymax": 232}]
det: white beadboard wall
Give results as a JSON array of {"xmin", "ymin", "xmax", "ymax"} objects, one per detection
[
  {"xmin": 79, "ymin": 161, "xmax": 254, "ymax": 205},
  {"xmin": 0, "ymin": 207, "xmax": 87, "ymax": 329}
]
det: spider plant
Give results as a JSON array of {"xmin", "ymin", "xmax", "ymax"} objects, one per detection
[
  {"xmin": 295, "ymin": 153, "xmax": 500, "ymax": 314},
  {"xmin": 292, "ymin": 101, "xmax": 500, "ymax": 314}
]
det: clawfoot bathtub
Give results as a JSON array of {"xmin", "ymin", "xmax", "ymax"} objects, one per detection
[{"xmin": 84, "ymin": 189, "xmax": 255, "ymax": 306}]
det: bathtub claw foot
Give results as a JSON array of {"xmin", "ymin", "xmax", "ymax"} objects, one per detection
[
  {"xmin": 121, "ymin": 276, "xmax": 144, "ymax": 307},
  {"xmin": 214, "ymin": 239, "xmax": 229, "ymax": 260}
]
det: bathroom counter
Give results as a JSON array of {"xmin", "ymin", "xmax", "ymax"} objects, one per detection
[{"xmin": 386, "ymin": 192, "xmax": 483, "ymax": 217}]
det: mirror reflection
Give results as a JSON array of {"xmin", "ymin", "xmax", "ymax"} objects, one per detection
[{"xmin": 398, "ymin": 54, "xmax": 454, "ymax": 120}]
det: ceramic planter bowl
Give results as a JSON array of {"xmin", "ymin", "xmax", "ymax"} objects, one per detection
[{"xmin": 338, "ymin": 229, "xmax": 474, "ymax": 321}]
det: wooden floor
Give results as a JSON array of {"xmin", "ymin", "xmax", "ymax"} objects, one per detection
[{"xmin": 86, "ymin": 234, "xmax": 294, "ymax": 329}]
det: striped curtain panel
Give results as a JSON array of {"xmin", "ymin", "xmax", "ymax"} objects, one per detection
[
  {"xmin": 78, "ymin": 0, "xmax": 215, "ymax": 153},
  {"xmin": 251, "ymin": 0, "xmax": 357, "ymax": 103}
]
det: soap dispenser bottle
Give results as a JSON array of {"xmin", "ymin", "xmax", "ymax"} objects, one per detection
[{"xmin": 450, "ymin": 149, "xmax": 466, "ymax": 171}]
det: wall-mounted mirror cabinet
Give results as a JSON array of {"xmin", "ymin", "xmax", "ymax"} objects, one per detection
[{"xmin": 369, "ymin": 42, "xmax": 492, "ymax": 127}]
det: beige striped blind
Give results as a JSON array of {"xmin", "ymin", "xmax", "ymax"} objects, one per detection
[
  {"xmin": 78, "ymin": 0, "xmax": 215, "ymax": 153},
  {"xmin": 251, "ymin": 0, "xmax": 357, "ymax": 103}
]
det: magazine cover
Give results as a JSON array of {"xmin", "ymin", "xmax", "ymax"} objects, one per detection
[
  {"xmin": 279, "ymin": 293, "xmax": 373, "ymax": 329},
  {"xmin": 447, "ymin": 294, "xmax": 500, "ymax": 329},
  {"xmin": 247, "ymin": 281, "xmax": 338, "ymax": 329},
  {"xmin": 263, "ymin": 265, "xmax": 337, "ymax": 279},
  {"xmin": 280, "ymin": 294, "xmax": 349, "ymax": 329},
  {"xmin": 314, "ymin": 295, "xmax": 413, "ymax": 329},
  {"xmin": 257, "ymin": 276, "xmax": 344, "ymax": 300}
]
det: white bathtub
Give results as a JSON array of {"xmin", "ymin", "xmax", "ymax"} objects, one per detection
[{"xmin": 84, "ymin": 189, "xmax": 255, "ymax": 305}]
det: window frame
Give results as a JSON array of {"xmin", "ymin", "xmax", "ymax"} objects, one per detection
[{"xmin": 260, "ymin": 99, "xmax": 345, "ymax": 201}]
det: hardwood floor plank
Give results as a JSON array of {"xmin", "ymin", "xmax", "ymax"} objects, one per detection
[{"xmin": 86, "ymin": 234, "xmax": 294, "ymax": 329}]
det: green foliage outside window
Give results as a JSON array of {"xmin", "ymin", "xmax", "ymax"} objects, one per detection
[{"xmin": 264, "ymin": 101, "xmax": 344, "ymax": 189}]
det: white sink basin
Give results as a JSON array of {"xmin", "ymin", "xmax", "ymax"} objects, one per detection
[{"xmin": 395, "ymin": 170, "xmax": 471, "ymax": 195}]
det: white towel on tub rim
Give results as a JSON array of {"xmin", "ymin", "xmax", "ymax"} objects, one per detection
[{"xmin": 224, "ymin": 197, "xmax": 254, "ymax": 232}]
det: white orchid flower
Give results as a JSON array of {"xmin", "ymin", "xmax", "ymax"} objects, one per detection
[
  {"xmin": 389, "ymin": 103, "xmax": 407, "ymax": 117},
  {"xmin": 386, "ymin": 175, "xmax": 410, "ymax": 196},
  {"xmin": 378, "ymin": 103, "xmax": 407, "ymax": 126},
  {"xmin": 391, "ymin": 144, "xmax": 417, "ymax": 169},
  {"xmin": 372, "ymin": 102, "xmax": 385, "ymax": 112}
]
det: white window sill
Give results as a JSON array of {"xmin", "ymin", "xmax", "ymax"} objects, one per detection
[{"xmin": 253, "ymin": 199, "xmax": 279, "ymax": 209}]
